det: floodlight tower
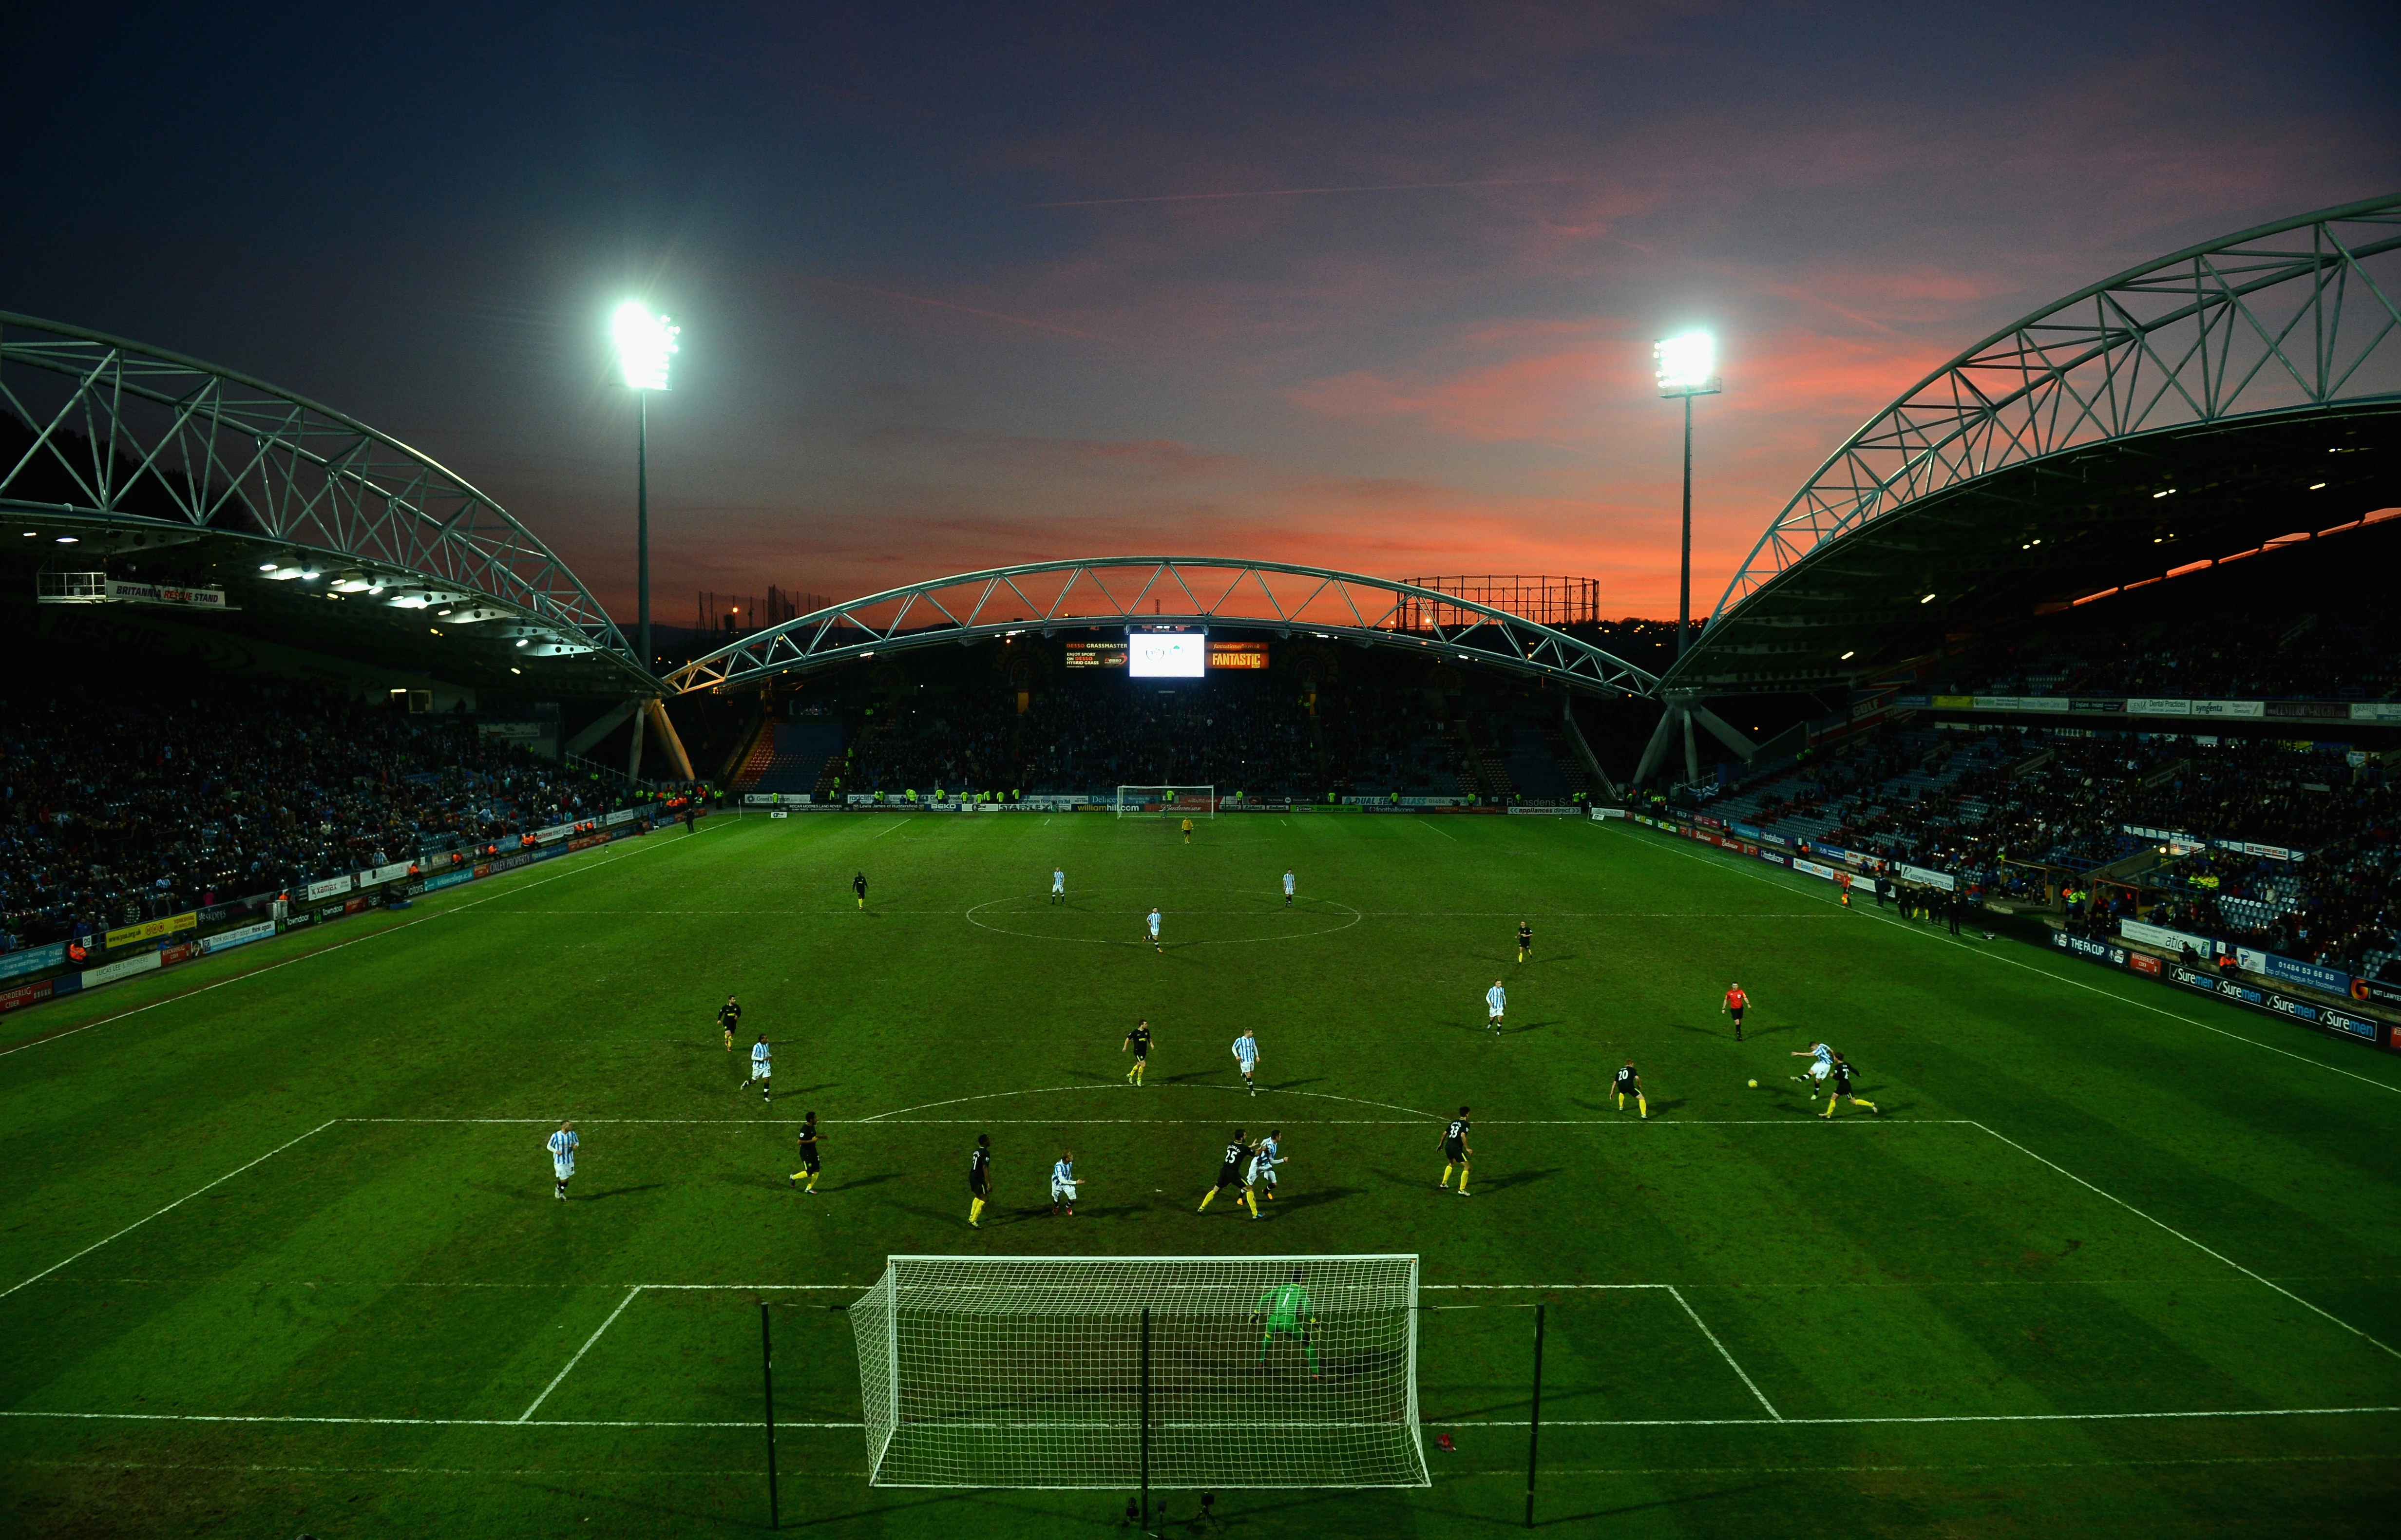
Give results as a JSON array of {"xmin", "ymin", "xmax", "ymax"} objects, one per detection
[
  {"xmin": 1632, "ymin": 331, "xmax": 1754, "ymax": 791},
  {"xmin": 612, "ymin": 301, "xmax": 680, "ymax": 671},
  {"xmin": 1653, "ymin": 331, "xmax": 1720, "ymax": 659}
]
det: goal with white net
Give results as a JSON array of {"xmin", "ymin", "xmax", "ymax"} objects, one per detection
[
  {"xmin": 849, "ymin": 1254, "xmax": 1426, "ymax": 1489},
  {"xmin": 1115, "ymin": 785, "xmax": 1217, "ymax": 818}
]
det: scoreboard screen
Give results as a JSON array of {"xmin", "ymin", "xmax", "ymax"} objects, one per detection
[{"xmin": 1128, "ymin": 631, "xmax": 1207, "ymax": 678}]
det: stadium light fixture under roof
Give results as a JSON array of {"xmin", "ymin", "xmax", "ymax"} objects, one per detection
[{"xmin": 611, "ymin": 301, "xmax": 679, "ymax": 392}]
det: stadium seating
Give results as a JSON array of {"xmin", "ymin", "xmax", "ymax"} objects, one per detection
[{"xmin": 0, "ymin": 673, "xmax": 640, "ymax": 951}]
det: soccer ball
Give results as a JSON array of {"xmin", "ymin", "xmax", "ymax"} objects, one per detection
[{"xmin": 1746, "ymin": 1079, "xmax": 1758, "ymax": 1088}]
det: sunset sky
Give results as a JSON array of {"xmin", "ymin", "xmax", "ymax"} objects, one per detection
[{"xmin": 6, "ymin": 2, "xmax": 2396, "ymax": 625}]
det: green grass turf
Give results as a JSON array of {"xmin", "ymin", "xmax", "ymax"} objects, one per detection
[{"xmin": 2, "ymin": 809, "xmax": 2397, "ymax": 1538}]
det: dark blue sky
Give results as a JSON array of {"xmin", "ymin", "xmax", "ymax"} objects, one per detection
[{"xmin": 7, "ymin": 2, "xmax": 2395, "ymax": 619}]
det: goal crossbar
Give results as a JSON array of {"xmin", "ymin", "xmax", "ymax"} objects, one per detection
[
  {"xmin": 1116, "ymin": 785, "xmax": 1217, "ymax": 818},
  {"xmin": 850, "ymin": 1254, "xmax": 1426, "ymax": 1489}
]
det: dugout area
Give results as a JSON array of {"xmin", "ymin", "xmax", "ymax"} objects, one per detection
[{"xmin": 1, "ymin": 813, "xmax": 2397, "ymax": 1537}]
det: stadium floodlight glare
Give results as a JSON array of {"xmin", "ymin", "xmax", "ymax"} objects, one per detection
[
  {"xmin": 611, "ymin": 301, "xmax": 679, "ymax": 391},
  {"xmin": 610, "ymin": 299, "xmax": 681, "ymax": 678},
  {"xmin": 1653, "ymin": 330, "xmax": 1720, "ymax": 397},
  {"xmin": 1653, "ymin": 330, "xmax": 1723, "ymax": 665}
]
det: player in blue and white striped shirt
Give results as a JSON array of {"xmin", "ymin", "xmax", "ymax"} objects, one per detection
[
  {"xmin": 1248, "ymin": 1129, "xmax": 1283, "ymax": 1201},
  {"xmin": 1231, "ymin": 1030, "xmax": 1261, "ymax": 1096},
  {"xmin": 1049, "ymin": 1150, "xmax": 1079, "ymax": 1217},
  {"xmin": 547, "ymin": 1122, "xmax": 577, "ymax": 1200},
  {"xmin": 1486, "ymin": 979, "xmax": 1506, "ymax": 1034},
  {"xmin": 749, "ymin": 1032, "xmax": 772, "ymax": 1103}
]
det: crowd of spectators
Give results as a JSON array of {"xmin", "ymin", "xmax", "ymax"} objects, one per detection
[
  {"xmin": 1721, "ymin": 722, "xmax": 2396, "ymax": 977},
  {"xmin": 0, "ymin": 673, "xmax": 637, "ymax": 951}
]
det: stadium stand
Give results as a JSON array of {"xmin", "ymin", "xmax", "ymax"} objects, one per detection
[{"xmin": 0, "ymin": 667, "xmax": 642, "ymax": 951}]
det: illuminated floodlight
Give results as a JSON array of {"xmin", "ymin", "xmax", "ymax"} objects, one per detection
[
  {"xmin": 1654, "ymin": 331, "xmax": 1721, "ymax": 397},
  {"xmin": 612, "ymin": 301, "xmax": 680, "ymax": 391}
]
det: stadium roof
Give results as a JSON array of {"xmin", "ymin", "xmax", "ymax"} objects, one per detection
[
  {"xmin": 1667, "ymin": 195, "xmax": 2401, "ymax": 696},
  {"xmin": 0, "ymin": 313, "xmax": 654, "ymax": 696}
]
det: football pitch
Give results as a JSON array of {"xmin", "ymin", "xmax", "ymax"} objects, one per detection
[{"xmin": 3, "ymin": 810, "xmax": 2396, "ymax": 1537}]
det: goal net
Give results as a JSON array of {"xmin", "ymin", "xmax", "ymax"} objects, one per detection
[
  {"xmin": 849, "ymin": 1254, "xmax": 1426, "ymax": 1489},
  {"xmin": 1115, "ymin": 785, "xmax": 1217, "ymax": 818}
]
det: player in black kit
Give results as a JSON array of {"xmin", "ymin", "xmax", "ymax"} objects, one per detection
[
  {"xmin": 1517, "ymin": 920, "xmax": 1533, "ymax": 964},
  {"xmin": 1613, "ymin": 1062, "xmax": 1647, "ymax": 1119},
  {"xmin": 1439, "ymin": 1107, "xmax": 1472, "ymax": 1196},
  {"xmin": 789, "ymin": 1112, "xmax": 822, "ymax": 1193},
  {"xmin": 1123, "ymin": 1019, "xmax": 1153, "ymax": 1086},
  {"xmin": 1197, "ymin": 1129, "xmax": 1259, "ymax": 1217},
  {"xmin": 718, "ymin": 994, "xmax": 742, "ymax": 1051},
  {"xmin": 968, "ymin": 1134, "xmax": 992, "ymax": 1227},
  {"xmin": 853, "ymin": 871, "xmax": 868, "ymax": 910}
]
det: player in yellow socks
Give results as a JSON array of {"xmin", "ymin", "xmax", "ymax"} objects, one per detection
[
  {"xmin": 1438, "ymin": 1107, "xmax": 1472, "ymax": 1196},
  {"xmin": 789, "ymin": 1112, "xmax": 822, "ymax": 1193},
  {"xmin": 967, "ymin": 1133, "xmax": 991, "ymax": 1226},
  {"xmin": 1613, "ymin": 1062, "xmax": 1647, "ymax": 1118},
  {"xmin": 1197, "ymin": 1130, "xmax": 1258, "ymax": 1216},
  {"xmin": 1123, "ymin": 1018, "xmax": 1153, "ymax": 1084},
  {"xmin": 1517, "ymin": 919, "xmax": 1533, "ymax": 964},
  {"xmin": 1181, "ymin": 816, "xmax": 1195, "ymax": 844},
  {"xmin": 1823, "ymin": 1053, "xmax": 1879, "ymax": 1119}
]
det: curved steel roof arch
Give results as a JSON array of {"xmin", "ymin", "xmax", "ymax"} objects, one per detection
[
  {"xmin": 0, "ymin": 311, "xmax": 638, "ymax": 670},
  {"xmin": 664, "ymin": 557, "xmax": 1660, "ymax": 697},
  {"xmin": 1700, "ymin": 194, "xmax": 2401, "ymax": 642}
]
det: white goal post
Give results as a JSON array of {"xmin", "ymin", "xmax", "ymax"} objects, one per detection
[
  {"xmin": 1115, "ymin": 785, "xmax": 1218, "ymax": 818},
  {"xmin": 849, "ymin": 1254, "xmax": 1426, "ymax": 1489}
]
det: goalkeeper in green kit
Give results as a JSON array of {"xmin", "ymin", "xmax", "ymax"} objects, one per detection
[{"xmin": 1251, "ymin": 1266, "xmax": 1321, "ymax": 1377}]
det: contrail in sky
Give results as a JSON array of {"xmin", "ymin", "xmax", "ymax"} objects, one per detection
[{"xmin": 1029, "ymin": 177, "xmax": 1577, "ymax": 208}]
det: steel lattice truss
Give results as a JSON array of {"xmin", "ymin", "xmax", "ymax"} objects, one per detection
[
  {"xmin": 665, "ymin": 557, "xmax": 1658, "ymax": 696},
  {"xmin": 0, "ymin": 312, "xmax": 630, "ymax": 660},
  {"xmin": 1710, "ymin": 194, "xmax": 2401, "ymax": 628}
]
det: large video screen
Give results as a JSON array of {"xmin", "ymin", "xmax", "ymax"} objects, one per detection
[{"xmin": 1128, "ymin": 632, "xmax": 1206, "ymax": 678}]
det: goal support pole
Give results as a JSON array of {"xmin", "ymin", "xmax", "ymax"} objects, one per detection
[
  {"xmin": 1524, "ymin": 1302, "xmax": 1545, "ymax": 1529},
  {"xmin": 761, "ymin": 1301, "xmax": 781, "ymax": 1531},
  {"xmin": 1139, "ymin": 1306, "xmax": 1153, "ymax": 1527}
]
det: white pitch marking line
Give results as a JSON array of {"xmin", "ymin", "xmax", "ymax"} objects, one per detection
[
  {"xmin": 0, "ymin": 1409, "xmax": 842, "ymax": 1428},
  {"xmin": 0, "ymin": 829, "xmax": 691, "ymax": 1061},
  {"xmin": 1964, "ymin": 1119, "xmax": 2401, "ymax": 1361},
  {"xmin": 6, "ymin": 1405, "xmax": 2393, "ymax": 1432},
  {"xmin": 1618, "ymin": 822, "xmax": 2401, "ymax": 1097},
  {"xmin": 0, "ymin": 1119, "xmax": 339, "ymax": 1301},
  {"xmin": 518, "ymin": 1286, "xmax": 643, "ymax": 1422},
  {"xmin": 1428, "ymin": 1405, "xmax": 2401, "ymax": 1428},
  {"xmin": 1667, "ymin": 1284, "xmax": 1781, "ymax": 1420},
  {"xmin": 1417, "ymin": 819, "xmax": 1459, "ymax": 841}
]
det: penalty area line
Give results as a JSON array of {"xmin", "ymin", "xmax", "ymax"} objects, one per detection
[
  {"xmin": 519, "ymin": 1287, "xmax": 643, "ymax": 1421},
  {"xmin": 0, "ymin": 1120, "xmax": 339, "ymax": 1301},
  {"xmin": 1967, "ymin": 1119, "xmax": 2401, "ymax": 1362},
  {"xmin": 1617, "ymin": 822, "xmax": 2401, "ymax": 1097},
  {"xmin": 1429, "ymin": 1405, "xmax": 2401, "ymax": 1428}
]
